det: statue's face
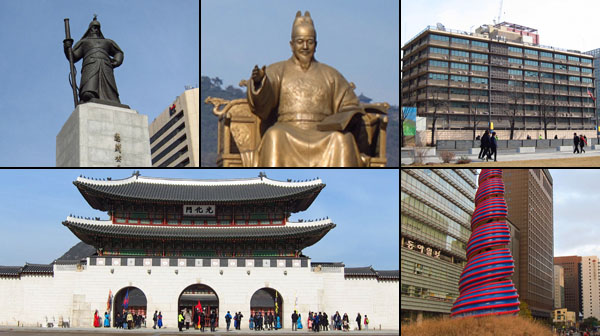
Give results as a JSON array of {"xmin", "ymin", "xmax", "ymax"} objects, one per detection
[
  {"xmin": 90, "ymin": 25, "xmax": 100, "ymax": 37},
  {"xmin": 290, "ymin": 35, "xmax": 316, "ymax": 67}
]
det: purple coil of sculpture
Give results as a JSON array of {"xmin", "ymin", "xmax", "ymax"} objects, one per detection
[{"xmin": 451, "ymin": 169, "xmax": 520, "ymax": 318}]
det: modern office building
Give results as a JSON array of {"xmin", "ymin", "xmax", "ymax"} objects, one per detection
[
  {"xmin": 554, "ymin": 256, "xmax": 583, "ymax": 318},
  {"xmin": 580, "ymin": 256, "xmax": 600, "ymax": 318},
  {"xmin": 149, "ymin": 88, "xmax": 199, "ymax": 167},
  {"xmin": 503, "ymin": 169, "xmax": 554, "ymax": 320},
  {"xmin": 401, "ymin": 169, "xmax": 477, "ymax": 323},
  {"xmin": 402, "ymin": 22, "xmax": 595, "ymax": 144},
  {"xmin": 554, "ymin": 264, "xmax": 565, "ymax": 309},
  {"xmin": 583, "ymin": 48, "xmax": 600, "ymax": 133}
]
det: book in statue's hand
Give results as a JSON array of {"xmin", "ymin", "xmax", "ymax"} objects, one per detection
[{"xmin": 317, "ymin": 106, "xmax": 365, "ymax": 131}]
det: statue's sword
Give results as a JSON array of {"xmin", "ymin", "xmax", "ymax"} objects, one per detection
[{"xmin": 63, "ymin": 18, "xmax": 79, "ymax": 108}]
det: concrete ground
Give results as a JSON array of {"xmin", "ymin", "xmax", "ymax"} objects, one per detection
[
  {"xmin": 401, "ymin": 146, "xmax": 600, "ymax": 166},
  {"xmin": 0, "ymin": 326, "xmax": 399, "ymax": 336}
]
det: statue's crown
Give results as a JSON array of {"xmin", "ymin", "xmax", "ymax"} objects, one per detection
[{"xmin": 291, "ymin": 11, "xmax": 316, "ymax": 39}]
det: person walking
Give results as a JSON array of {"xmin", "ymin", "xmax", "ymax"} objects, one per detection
[
  {"xmin": 225, "ymin": 311, "xmax": 232, "ymax": 331},
  {"xmin": 307, "ymin": 312, "xmax": 313, "ymax": 331},
  {"xmin": 355, "ymin": 313, "xmax": 361, "ymax": 331},
  {"xmin": 233, "ymin": 312, "xmax": 238, "ymax": 330},
  {"xmin": 298, "ymin": 313, "xmax": 303, "ymax": 330},
  {"xmin": 364, "ymin": 315, "xmax": 369, "ymax": 330},
  {"xmin": 153, "ymin": 310, "xmax": 158, "ymax": 329},
  {"xmin": 249, "ymin": 313, "xmax": 254, "ymax": 330},
  {"xmin": 342, "ymin": 313, "xmax": 349, "ymax": 331},
  {"xmin": 487, "ymin": 131, "xmax": 497, "ymax": 162},
  {"xmin": 238, "ymin": 312, "xmax": 243, "ymax": 330},
  {"xmin": 479, "ymin": 130, "xmax": 490, "ymax": 160},
  {"xmin": 210, "ymin": 310, "xmax": 217, "ymax": 332},
  {"xmin": 158, "ymin": 312, "xmax": 163, "ymax": 329},
  {"xmin": 185, "ymin": 309, "xmax": 191, "ymax": 330},
  {"xmin": 292, "ymin": 310, "xmax": 298, "ymax": 331},
  {"xmin": 574, "ymin": 132, "xmax": 580, "ymax": 153},
  {"xmin": 200, "ymin": 310, "xmax": 205, "ymax": 332},
  {"xmin": 267, "ymin": 312, "xmax": 273, "ymax": 330},
  {"xmin": 104, "ymin": 312, "xmax": 110, "ymax": 328},
  {"xmin": 580, "ymin": 134, "xmax": 587, "ymax": 153},
  {"xmin": 323, "ymin": 312, "xmax": 329, "ymax": 331}
]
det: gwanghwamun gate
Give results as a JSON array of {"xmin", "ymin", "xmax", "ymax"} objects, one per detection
[{"xmin": 0, "ymin": 173, "xmax": 399, "ymax": 330}]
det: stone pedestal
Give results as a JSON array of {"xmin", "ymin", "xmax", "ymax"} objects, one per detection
[{"xmin": 56, "ymin": 103, "xmax": 151, "ymax": 167}]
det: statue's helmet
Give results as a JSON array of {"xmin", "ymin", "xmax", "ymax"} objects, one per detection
[
  {"xmin": 291, "ymin": 11, "xmax": 316, "ymax": 40},
  {"xmin": 81, "ymin": 15, "xmax": 104, "ymax": 39}
]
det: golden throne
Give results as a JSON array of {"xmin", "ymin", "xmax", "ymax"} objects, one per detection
[{"xmin": 205, "ymin": 80, "xmax": 388, "ymax": 167}]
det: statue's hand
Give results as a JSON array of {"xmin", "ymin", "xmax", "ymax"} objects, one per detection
[
  {"xmin": 251, "ymin": 65, "xmax": 266, "ymax": 86},
  {"xmin": 63, "ymin": 39, "xmax": 73, "ymax": 49}
]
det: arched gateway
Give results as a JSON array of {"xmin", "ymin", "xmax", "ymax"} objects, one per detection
[
  {"xmin": 178, "ymin": 284, "xmax": 219, "ymax": 328},
  {"xmin": 251, "ymin": 288, "xmax": 284, "ymax": 328},
  {"xmin": 113, "ymin": 286, "xmax": 147, "ymax": 327}
]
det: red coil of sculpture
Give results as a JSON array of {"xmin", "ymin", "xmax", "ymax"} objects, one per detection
[{"xmin": 451, "ymin": 169, "xmax": 520, "ymax": 318}]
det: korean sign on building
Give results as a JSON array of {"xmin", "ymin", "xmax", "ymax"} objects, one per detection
[
  {"xmin": 402, "ymin": 236, "xmax": 441, "ymax": 258},
  {"xmin": 183, "ymin": 205, "xmax": 216, "ymax": 216}
]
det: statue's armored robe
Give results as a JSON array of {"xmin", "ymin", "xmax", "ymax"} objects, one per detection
[
  {"xmin": 72, "ymin": 38, "xmax": 123, "ymax": 103},
  {"xmin": 246, "ymin": 58, "xmax": 364, "ymax": 167}
]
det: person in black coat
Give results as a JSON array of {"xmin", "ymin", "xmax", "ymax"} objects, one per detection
[
  {"xmin": 479, "ymin": 130, "xmax": 489, "ymax": 160},
  {"xmin": 574, "ymin": 132, "xmax": 580, "ymax": 153},
  {"xmin": 210, "ymin": 311, "xmax": 216, "ymax": 332},
  {"xmin": 355, "ymin": 313, "xmax": 361, "ymax": 331},
  {"xmin": 487, "ymin": 131, "xmax": 497, "ymax": 162},
  {"xmin": 292, "ymin": 310, "xmax": 298, "ymax": 331}
]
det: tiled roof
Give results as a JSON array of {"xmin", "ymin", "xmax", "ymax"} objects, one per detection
[
  {"xmin": 0, "ymin": 266, "xmax": 22, "ymax": 276},
  {"xmin": 63, "ymin": 217, "xmax": 336, "ymax": 241},
  {"xmin": 344, "ymin": 266, "xmax": 399, "ymax": 280},
  {"xmin": 74, "ymin": 174, "xmax": 325, "ymax": 211},
  {"xmin": 0, "ymin": 263, "xmax": 54, "ymax": 277}
]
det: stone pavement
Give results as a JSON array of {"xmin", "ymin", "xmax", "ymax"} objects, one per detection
[
  {"xmin": 0, "ymin": 326, "xmax": 399, "ymax": 336},
  {"xmin": 401, "ymin": 146, "xmax": 600, "ymax": 165}
]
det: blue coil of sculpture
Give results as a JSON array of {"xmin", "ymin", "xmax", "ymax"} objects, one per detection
[{"xmin": 451, "ymin": 169, "xmax": 520, "ymax": 318}]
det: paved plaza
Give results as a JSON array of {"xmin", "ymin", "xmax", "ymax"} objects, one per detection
[
  {"xmin": 401, "ymin": 146, "xmax": 600, "ymax": 165},
  {"xmin": 0, "ymin": 327, "xmax": 399, "ymax": 336}
]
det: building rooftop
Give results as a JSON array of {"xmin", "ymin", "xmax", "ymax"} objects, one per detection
[
  {"xmin": 63, "ymin": 217, "xmax": 336, "ymax": 246},
  {"xmin": 402, "ymin": 24, "xmax": 593, "ymax": 57},
  {"xmin": 344, "ymin": 266, "xmax": 399, "ymax": 279},
  {"xmin": 74, "ymin": 173, "xmax": 325, "ymax": 211}
]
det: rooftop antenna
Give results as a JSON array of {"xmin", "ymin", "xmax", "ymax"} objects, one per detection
[{"xmin": 496, "ymin": 0, "xmax": 503, "ymax": 24}]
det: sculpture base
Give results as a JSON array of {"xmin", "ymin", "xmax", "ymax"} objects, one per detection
[
  {"xmin": 56, "ymin": 103, "xmax": 152, "ymax": 167},
  {"xmin": 86, "ymin": 98, "xmax": 130, "ymax": 109}
]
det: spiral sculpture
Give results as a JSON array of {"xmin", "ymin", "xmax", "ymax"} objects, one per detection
[{"xmin": 451, "ymin": 169, "xmax": 520, "ymax": 318}]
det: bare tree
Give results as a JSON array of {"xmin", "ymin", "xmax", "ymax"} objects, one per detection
[
  {"xmin": 539, "ymin": 85, "xmax": 557, "ymax": 139},
  {"xmin": 505, "ymin": 88, "xmax": 524, "ymax": 140},
  {"xmin": 469, "ymin": 99, "xmax": 485, "ymax": 141},
  {"xmin": 429, "ymin": 88, "xmax": 448, "ymax": 146}
]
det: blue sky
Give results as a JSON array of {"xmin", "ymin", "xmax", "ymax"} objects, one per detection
[
  {"xmin": 0, "ymin": 169, "xmax": 399, "ymax": 270},
  {"xmin": 201, "ymin": 0, "xmax": 399, "ymax": 106},
  {"xmin": 0, "ymin": 0, "xmax": 198, "ymax": 166}
]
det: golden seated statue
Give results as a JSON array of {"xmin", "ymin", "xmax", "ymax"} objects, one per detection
[{"xmin": 205, "ymin": 80, "xmax": 388, "ymax": 167}]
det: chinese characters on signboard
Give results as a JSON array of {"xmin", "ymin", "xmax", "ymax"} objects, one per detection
[
  {"xmin": 183, "ymin": 205, "xmax": 216, "ymax": 216},
  {"xmin": 403, "ymin": 237, "xmax": 441, "ymax": 258}
]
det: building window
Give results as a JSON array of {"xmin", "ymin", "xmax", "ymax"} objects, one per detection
[
  {"xmin": 450, "ymin": 75, "xmax": 469, "ymax": 82},
  {"xmin": 413, "ymin": 263, "xmax": 423, "ymax": 275},
  {"xmin": 540, "ymin": 72, "xmax": 553, "ymax": 79},
  {"xmin": 472, "ymin": 41, "xmax": 488, "ymax": 48},
  {"xmin": 430, "ymin": 34, "xmax": 450, "ymax": 42},
  {"xmin": 428, "ymin": 73, "xmax": 448, "ymax": 80},
  {"xmin": 568, "ymin": 55, "xmax": 580, "ymax": 62},
  {"xmin": 508, "ymin": 57, "xmax": 523, "ymax": 64},
  {"xmin": 508, "ymin": 46, "xmax": 522, "ymax": 53},
  {"xmin": 524, "ymin": 60, "xmax": 538, "ymax": 66},
  {"xmin": 429, "ymin": 47, "xmax": 449, "ymax": 55},
  {"xmin": 508, "ymin": 69, "xmax": 522, "ymax": 76},
  {"xmin": 582, "ymin": 67, "xmax": 592, "ymax": 74},
  {"xmin": 540, "ymin": 51, "xmax": 553, "ymax": 58},
  {"xmin": 569, "ymin": 76, "xmax": 580, "ymax": 82},
  {"xmin": 471, "ymin": 52, "xmax": 488, "ymax": 60},
  {"xmin": 471, "ymin": 65, "xmax": 488, "ymax": 72},
  {"xmin": 568, "ymin": 66, "xmax": 580, "ymax": 72},
  {"xmin": 540, "ymin": 62, "xmax": 553, "ymax": 68},
  {"xmin": 525, "ymin": 49, "xmax": 538, "ymax": 56},
  {"xmin": 451, "ymin": 62, "xmax": 469, "ymax": 70},
  {"xmin": 471, "ymin": 77, "xmax": 488, "ymax": 84},
  {"xmin": 582, "ymin": 58, "xmax": 592, "ymax": 64},
  {"xmin": 451, "ymin": 37, "xmax": 469, "ymax": 44},
  {"xmin": 525, "ymin": 71, "xmax": 538, "ymax": 77},
  {"xmin": 429, "ymin": 60, "xmax": 448, "ymax": 67},
  {"xmin": 555, "ymin": 54, "xmax": 567, "ymax": 60},
  {"xmin": 582, "ymin": 77, "xmax": 593, "ymax": 83},
  {"xmin": 451, "ymin": 50, "xmax": 469, "ymax": 57}
]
